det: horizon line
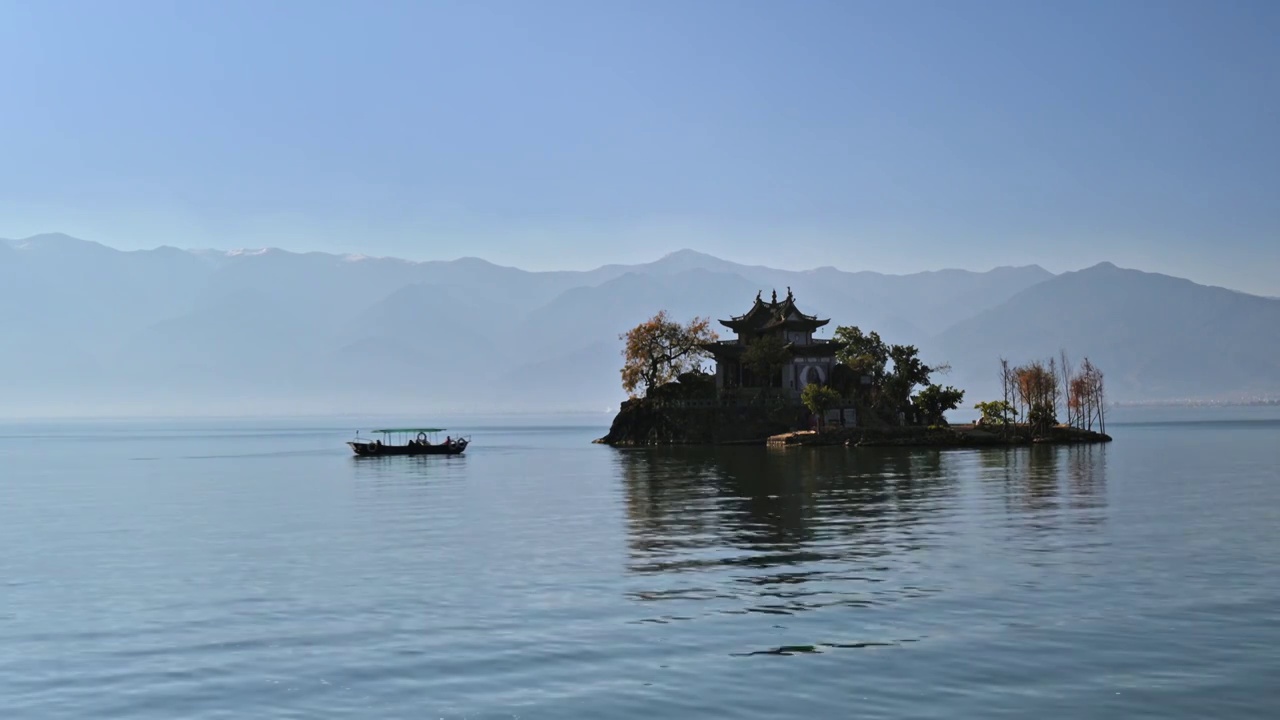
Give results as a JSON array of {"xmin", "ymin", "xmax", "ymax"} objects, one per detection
[
  {"xmin": 5, "ymin": 230, "xmax": 1118, "ymax": 281},
  {"xmin": 8, "ymin": 230, "xmax": 1276, "ymax": 299}
]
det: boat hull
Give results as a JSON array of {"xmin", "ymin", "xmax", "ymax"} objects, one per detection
[{"xmin": 348, "ymin": 439, "xmax": 468, "ymax": 457}]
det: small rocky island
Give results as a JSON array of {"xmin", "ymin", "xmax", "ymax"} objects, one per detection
[{"xmin": 597, "ymin": 289, "xmax": 1111, "ymax": 448}]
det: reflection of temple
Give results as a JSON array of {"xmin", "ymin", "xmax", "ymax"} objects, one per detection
[
  {"xmin": 699, "ymin": 288, "xmax": 844, "ymax": 400},
  {"xmin": 618, "ymin": 446, "xmax": 1107, "ymax": 579},
  {"xmin": 617, "ymin": 447, "xmax": 957, "ymax": 573}
]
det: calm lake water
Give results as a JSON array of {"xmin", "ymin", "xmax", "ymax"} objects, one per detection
[{"xmin": 2, "ymin": 411, "xmax": 1279, "ymax": 718}]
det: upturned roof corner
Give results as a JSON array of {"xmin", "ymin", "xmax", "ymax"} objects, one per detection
[{"xmin": 718, "ymin": 287, "xmax": 829, "ymax": 332}]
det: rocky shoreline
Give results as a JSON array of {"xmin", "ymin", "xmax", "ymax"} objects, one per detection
[
  {"xmin": 595, "ymin": 399, "xmax": 1111, "ymax": 448},
  {"xmin": 764, "ymin": 424, "xmax": 1112, "ymax": 448},
  {"xmin": 593, "ymin": 398, "xmax": 807, "ymax": 447}
]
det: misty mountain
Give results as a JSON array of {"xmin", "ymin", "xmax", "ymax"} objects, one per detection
[
  {"xmin": 1, "ymin": 234, "xmax": 1275, "ymax": 416},
  {"xmin": 579, "ymin": 250, "xmax": 1055, "ymax": 338},
  {"xmin": 933, "ymin": 262, "xmax": 1280, "ymax": 403}
]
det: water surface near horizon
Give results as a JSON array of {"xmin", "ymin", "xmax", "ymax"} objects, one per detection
[{"xmin": 2, "ymin": 414, "xmax": 1278, "ymax": 718}]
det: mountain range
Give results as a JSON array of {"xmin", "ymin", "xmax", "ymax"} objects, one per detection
[{"xmin": 2, "ymin": 233, "xmax": 1277, "ymax": 417}]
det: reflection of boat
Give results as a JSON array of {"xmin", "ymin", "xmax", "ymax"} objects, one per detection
[{"xmin": 347, "ymin": 428, "xmax": 470, "ymax": 457}]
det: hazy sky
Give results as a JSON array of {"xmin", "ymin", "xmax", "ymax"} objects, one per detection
[{"xmin": 3, "ymin": 0, "xmax": 1278, "ymax": 294}]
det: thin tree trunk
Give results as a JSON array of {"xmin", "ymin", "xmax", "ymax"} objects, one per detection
[
  {"xmin": 999, "ymin": 358, "xmax": 1011, "ymax": 435},
  {"xmin": 1059, "ymin": 349, "xmax": 1073, "ymax": 428},
  {"xmin": 1096, "ymin": 369, "xmax": 1106, "ymax": 435}
]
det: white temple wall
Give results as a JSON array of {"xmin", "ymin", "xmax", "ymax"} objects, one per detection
[{"xmin": 788, "ymin": 357, "xmax": 835, "ymax": 394}]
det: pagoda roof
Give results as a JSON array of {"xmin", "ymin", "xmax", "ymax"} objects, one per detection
[
  {"xmin": 699, "ymin": 338, "xmax": 844, "ymax": 358},
  {"xmin": 718, "ymin": 288, "xmax": 829, "ymax": 332}
]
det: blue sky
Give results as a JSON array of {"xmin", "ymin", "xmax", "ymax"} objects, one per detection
[{"xmin": 3, "ymin": 0, "xmax": 1278, "ymax": 294}]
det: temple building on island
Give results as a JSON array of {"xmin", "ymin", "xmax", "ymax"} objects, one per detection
[{"xmin": 700, "ymin": 288, "xmax": 845, "ymax": 400}]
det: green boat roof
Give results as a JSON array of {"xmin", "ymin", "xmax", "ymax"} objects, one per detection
[{"xmin": 371, "ymin": 428, "xmax": 446, "ymax": 434}]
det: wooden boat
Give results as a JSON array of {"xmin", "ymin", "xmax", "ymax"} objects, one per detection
[{"xmin": 347, "ymin": 428, "xmax": 470, "ymax": 457}]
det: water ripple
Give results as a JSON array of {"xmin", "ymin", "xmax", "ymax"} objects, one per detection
[{"xmin": 2, "ymin": 422, "xmax": 1279, "ymax": 718}]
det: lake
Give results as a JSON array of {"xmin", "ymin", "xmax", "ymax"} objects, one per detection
[{"xmin": 2, "ymin": 411, "xmax": 1278, "ymax": 718}]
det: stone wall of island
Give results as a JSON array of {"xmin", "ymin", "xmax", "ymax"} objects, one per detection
[
  {"xmin": 764, "ymin": 424, "xmax": 1112, "ymax": 448},
  {"xmin": 594, "ymin": 397, "xmax": 807, "ymax": 446},
  {"xmin": 594, "ymin": 374, "xmax": 1111, "ymax": 448},
  {"xmin": 597, "ymin": 400, "xmax": 1112, "ymax": 448}
]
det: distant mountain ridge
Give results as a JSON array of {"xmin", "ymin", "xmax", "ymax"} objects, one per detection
[
  {"xmin": 936, "ymin": 262, "xmax": 1280, "ymax": 403},
  {"xmin": 1, "ymin": 233, "xmax": 1276, "ymax": 417}
]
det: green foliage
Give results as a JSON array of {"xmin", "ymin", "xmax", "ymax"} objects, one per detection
[
  {"xmin": 833, "ymin": 326, "xmax": 889, "ymax": 382},
  {"xmin": 648, "ymin": 370, "xmax": 717, "ymax": 403},
  {"xmin": 827, "ymin": 362, "xmax": 860, "ymax": 398},
  {"xmin": 742, "ymin": 333, "xmax": 791, "ymax": 390},
  {"xmin": 912, "ymin": 384, "xmax": 965, "ymax": 426},
  {"xmin": 832, "ymin": 325, "xmax": 952, "ymax": 426},
  {"xmin": 801, "ymin": 383, "xmax": 842, "ymax": 431},
  {"xmin": 974, "ymin": 400, "xmax": 1015, "ymax": 426},
  {"xmin": 882, "ymin": 344, "xmax": 933, "ymax": 419},
  {"xmin": 888, "ymin": 344, "xmax": 934, "ymax": 387},
  {"xmin": 1027, "ymin": 403, "xmax": 1058, "ymax": 431},
  {"xmin": 801, "ymin": 382, "xmax": 841, "ymax": 414}
]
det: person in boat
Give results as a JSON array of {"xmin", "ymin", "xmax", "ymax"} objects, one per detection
[{"xmin": 445, "ymin": 435, "xmax": 452, "ymax": 445}]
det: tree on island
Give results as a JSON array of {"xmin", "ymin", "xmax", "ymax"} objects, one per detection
[
  {"xmin": 998, "ymin": 357, "xmax": 1016, "ymax": 427},
  {"xmin": 1015, "ymin": 360, "xmax": 1059, "ymax": 435},
  {"xmin": 801, "ymin": 382, "xmax": 842, "ymax": 431},
  {"xmin": 741, "ymin": 332, "xmax": 791, "ymax": 398},
  {"xmin": 619, "ymin": 311, "xmax": 718, "ymax": 398},
  {"xmin": 832, "ymin": 326, "xmax": 890, "ymax": 385},
  {"xmin": 913, "ymin": 384, "xmax": 966, "ymax": 426},
  {"xmin": 986, "ymin": 351, "xmax": 1107, "ymax": 436},
  {"xmin": 831, "ymin": 325, "xmax": 959, "ymax": 425},
  {"xmin": 1069, "ymin": 358, "xmax": 1106, "ymax": 433},
  {"xmin": 1059, "ymin": 349, "xmax": 1076, "ymax": 428},
  {"xmin": 974, "ymin": 400, "xmax": 1016, "ymax": 427},
  {"xmin": 883, "ymin": 344, "xmax": 944, "ymax": 421}
]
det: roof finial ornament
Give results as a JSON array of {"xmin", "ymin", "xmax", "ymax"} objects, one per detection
[
  {"xmin": 771, "ymin": 289, "xmax": 777, "ymax": 304},
  {"xmin": 756, "ymin": 290, "xmax": 762, "ymax": 303},
  {"xmin": 786, "ymin": 286, "xmax": 792, "ymax": 300}
]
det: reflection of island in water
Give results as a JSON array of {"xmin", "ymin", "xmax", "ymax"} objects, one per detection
[
  {"xmin": 616, "ymin": 444, "xmax": 1108, "ymax": 622},
  {"xmin": 619, "ymin": 447, "xmax": 956, "ymax": 571},
  {"xmin": 979, "ymin": 443, "xmax": 1109, "ymax": 516}
]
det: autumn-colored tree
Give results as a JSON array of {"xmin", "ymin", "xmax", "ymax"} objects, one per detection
[
  {"xmin": 619, "ymin": 311, "xmax": 718, "ymax": 398},
  {"xmin": 1068, "ymin": 358, "xmax": 1106, "ymax": 432},
  {"xmin": 801, "ymin": 383, "xmax": 842, "ymax": 432},
  {"xmin": 1068, "ymin": 375, "xmax": 1089, "ymax": 429},
  {"xmin": 1001, "ymin": 352, "xmax": 1108, "ymax": 435},
  {"xmin": 1014, "ymin": 360, "xmax": 1058, "ymax": 435}
]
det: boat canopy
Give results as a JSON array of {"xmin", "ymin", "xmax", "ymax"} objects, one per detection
[{"xmin": 371, "ymin": 428, "xmax": 446, "ymax": 434}]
